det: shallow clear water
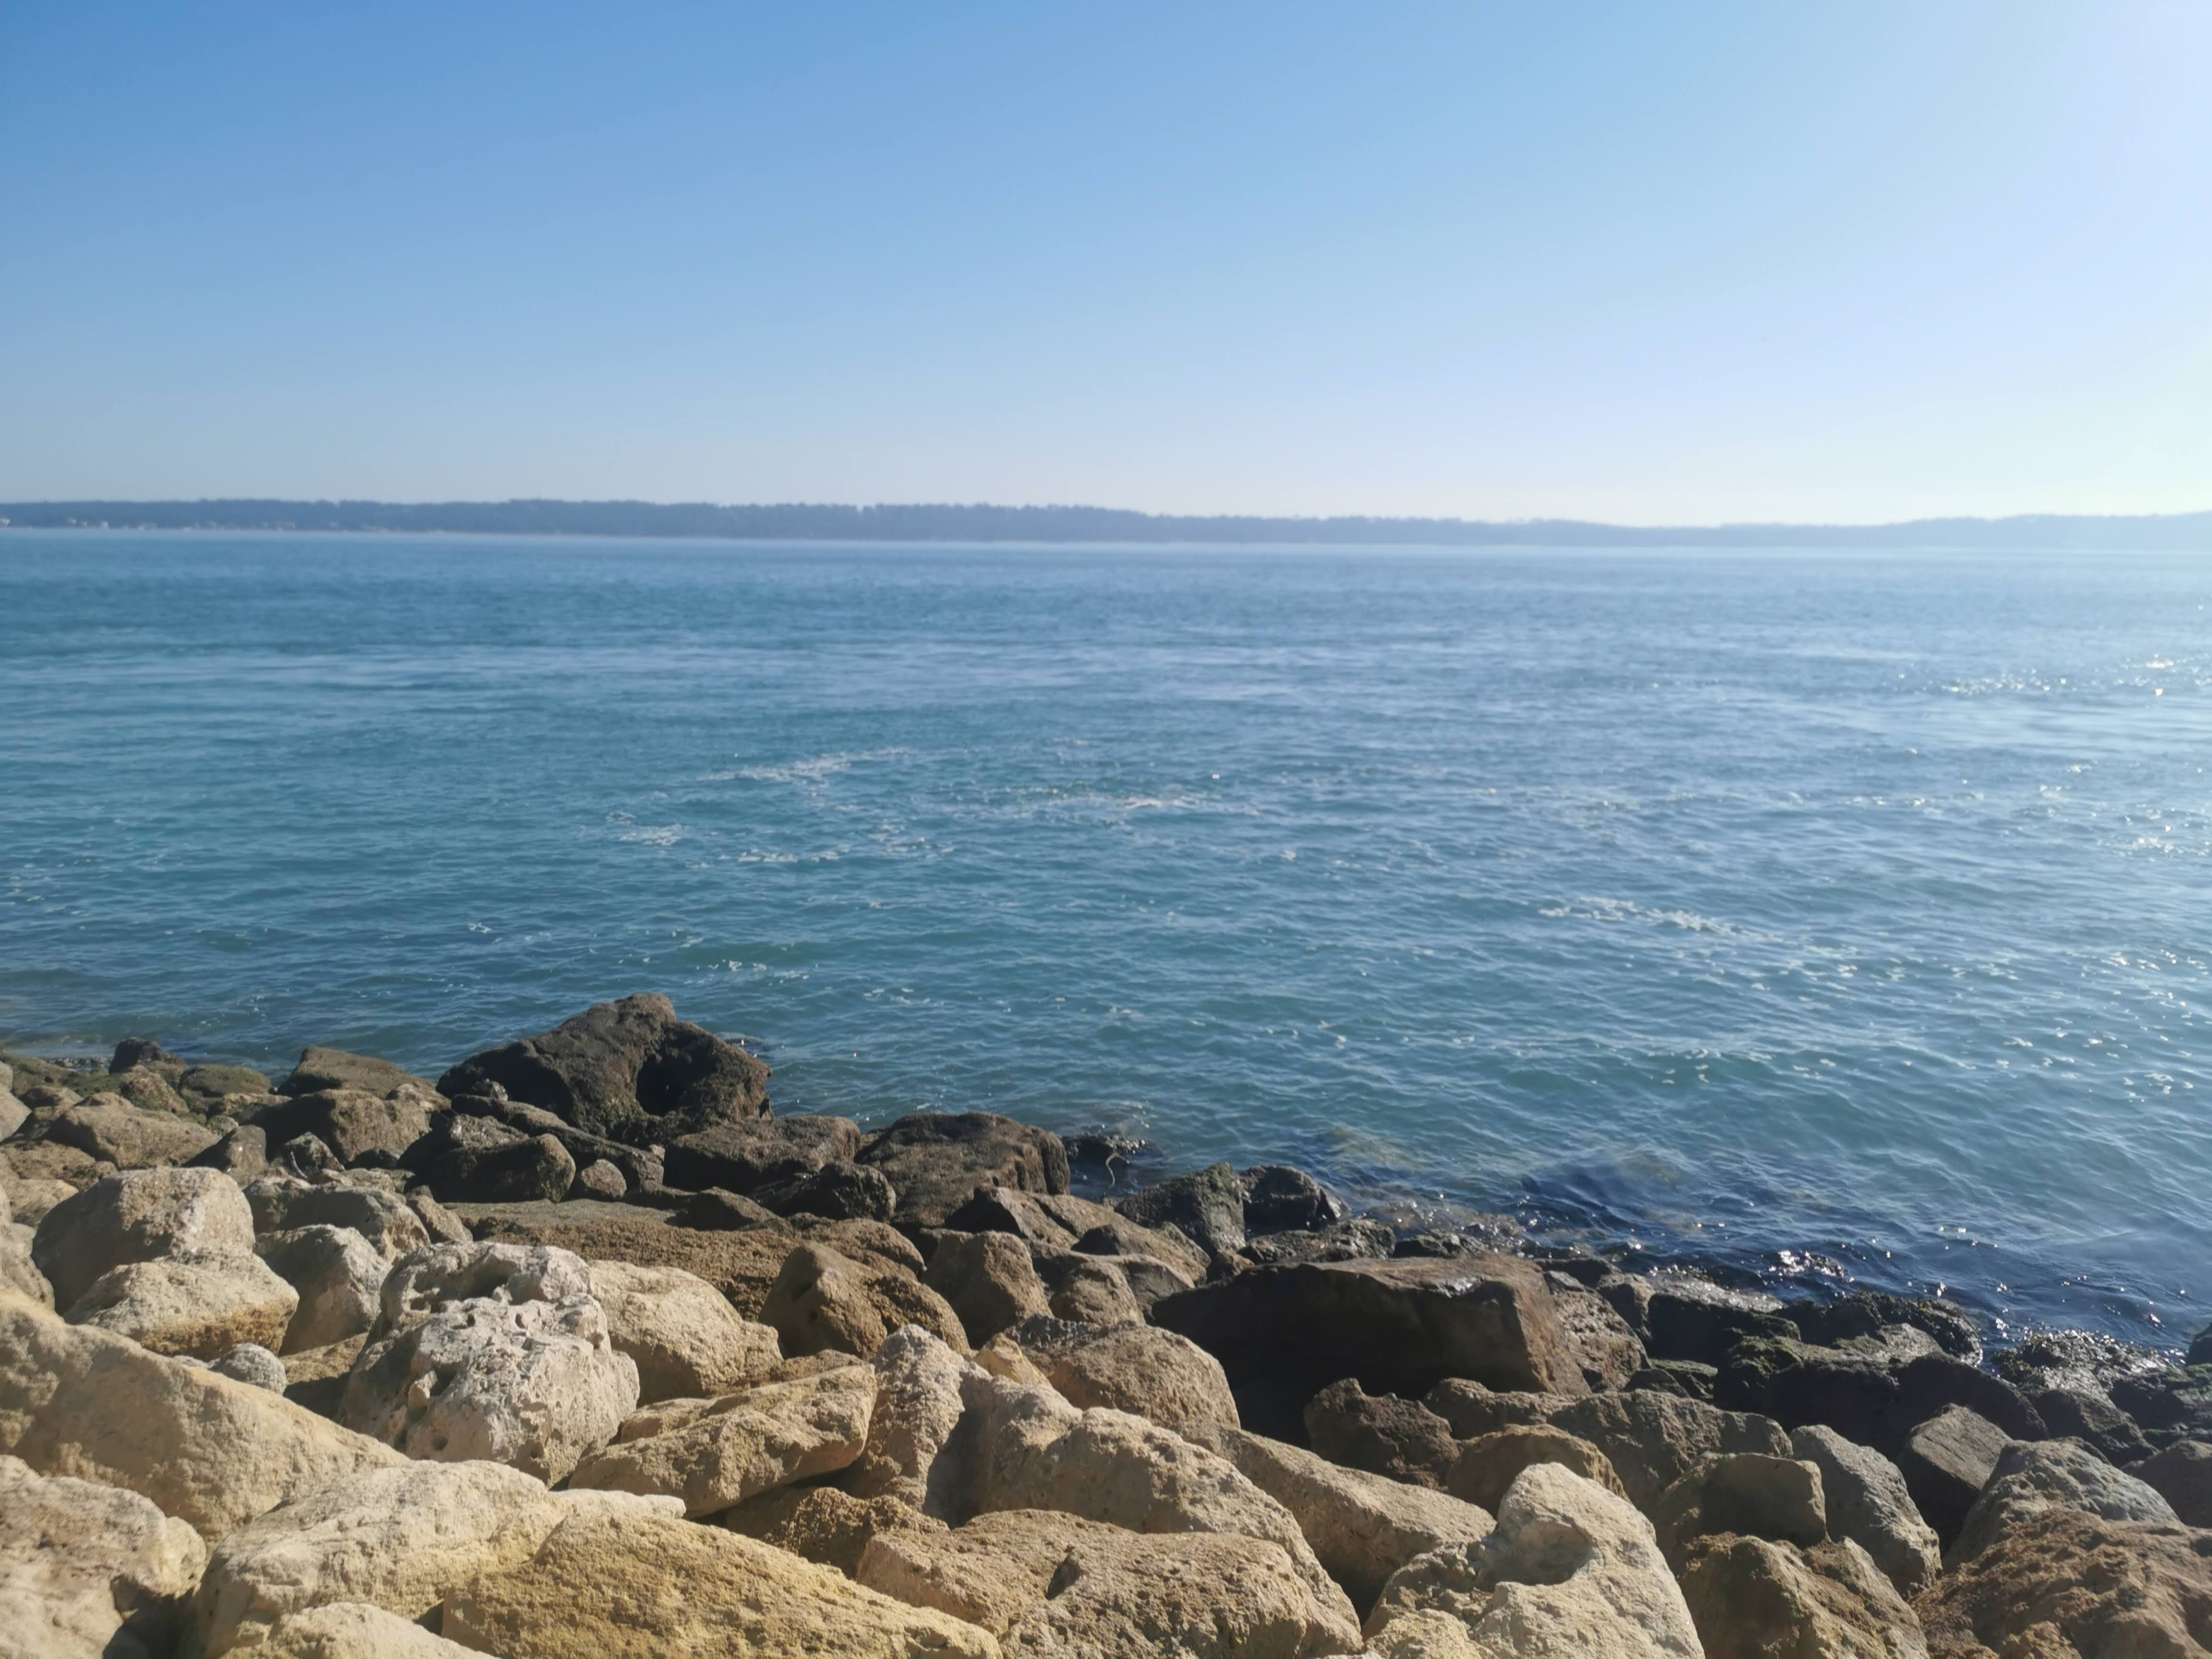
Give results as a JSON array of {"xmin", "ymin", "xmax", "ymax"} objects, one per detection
[{"xmin": 3, "ymin": 532, "xmax": 2208, "ymax": 1347}]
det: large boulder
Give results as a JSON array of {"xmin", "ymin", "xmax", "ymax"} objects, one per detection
[
  {"xmin": 570, "ymin": 1364, "xmax": 873, "ymax": 1516},
  {"xmin": 33, "ymin": 1167, "xmax": 258, "ymax": 1309},
  {"xmin": 1914, "ymin": 1508, "xmax": 2212, "ymax": 1658},
  {"xmin": 661, "ymin": 1114, "xmax": 862, "ymax": 1193},
  {"xmin": 926, "ymin": 1231, "xmax": 1050, "ymax": 1347},
  {"xmin": 1547, "ymin": 1389, "xmax": 1793, "ymax": 1514},
  {"xmin": 246, "ymin": 1090, "xmax": 432, "ymax": 1166},
  {"xmin": 439, "ymin": 1507, "xmax": 1002, "ymax": 1658},
  {"xmin": 0, "ymin": 1453, "xmax": 207, "ymax": 1659},
  {"xmin": 256, "ymin": 1225, "xmax": 388, "ymax": 1353},
  {"xmin": 423, "ymin": 1128, "xmax": 576, "ymax": 1204},
  {"xmin": 1112, "ymin": 1161, "xmax": 1248, "ymax": 1260},
  {"xmin": 277, "ymin": 1047, "xmax": 433, "ymax": 1099},
  {"xmin": 1949, "ymin": 1436, "xmax": 2177, "ymax": 1563},
  {"xmin": 1650, "ymin": 1452, "xmax": 1826, "ymax": 1568},
  {"xmin": 1677, "ymin": 1534, "xmax": 1927, "ymax": 1659},
  {"xmin": 0, "ymin": 1288, "xmax": 403, "ymax": 1545},
  {"xmin": 45, "ymin": 1094, "xmax": 217, "ymax": 1169},
  {"xmin": 2135, "ymin": 1438, "xmax": 2212, "ymax": 1527},
  {"xmin": 856, "ymin": 1112, "xmax": 1071, "ymax": 1227},
  {"xmin": 1790, "ymin": 1423, "xmax": 1941, "ymax": 1594},
  {"xmin": 1020, "ymin": 1318, "xmax": 1241, "ymax": 1436},
  {"xmin": 946, "ymin": 1370, "xmax": 1358, "ymax": 1634},
  {"xmin": 1362, "ymin": 1463, "xmax": 1701, "ymax": 1656},
  {"xmin": 843, "ymin": 1325, "xmax": 983, "ymax": 1511},
  {"xmin": 1152, "ymin": 1256, "xmax": 1587, "ymax": 1441},
  {"xmin": 586, "ymin": 1259, "xmax": 780, "ymax": 1401},
  {"xmin": 436, "ymin": 994, "xmax": 769, "ymax": 1143},
  {"xmin": 65, "ymin": 1250, "xmax": 299, "ymax": 1359},
  {"xmin": 858, "ymin": 1506, "xmax": 1357, "ymax": 1658},
  {"xmin": 1894, "ymin": 1405, "xmax": 2011, "ymax": 1548},
  {"xmin": 194, "ymin": 1458, "xmax": 674, "ymax": 1655},
  {"xmin": 1448, "ymin": 1425, "xmax": 1628, "ymax": 1513},
  {"xmin": 1187, "ymin": 1421, "xmax": 1495, "ymax": 1614},
  {"xmin": 759, "ymin": 1240, "xmax": 892, "ymax": 1358},
  {"xmin": 244, "ymin": 1180, "xmax": 429, "ymax": 1261},
  {"xmin": 1239, "ymin": 1164, "xmax": 1346, "ymax": 1235}
]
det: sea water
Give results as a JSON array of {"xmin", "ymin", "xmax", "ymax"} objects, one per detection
[{"xmin": 2, "ymin": 532, "xmax": 2207, "ymax": 1347}]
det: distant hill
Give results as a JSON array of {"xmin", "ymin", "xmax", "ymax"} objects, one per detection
[{"xmin": 4, "ymin": 498, "xmax": 2211, "ymax": 548}]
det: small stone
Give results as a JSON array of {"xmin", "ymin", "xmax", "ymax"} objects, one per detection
[
  {"xmin": 572, "ymin": 1157, "xmax": 627, "ymax": 1199},
  {"xmin": 209, "ymin": 1341, "xmax": 289, "ymax": 1392}
]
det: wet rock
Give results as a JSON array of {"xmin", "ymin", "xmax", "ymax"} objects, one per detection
[
  {"xmin": 1019, "ymin": 1318, "xmax": 1241, "ymax": 1436},
  {"xmin": 1448, "ymin": 1425, "xmax": 1627, "ymax": 1513},
  {"xmin": 1950, "ymin": 1435, "xmax": 2176, "ymax": 1562},
  {"xmin": 33, "ymin": 1166, "xmax": 258, "ymax": 1308},
  {"xmin": 0, "ymin": 1452, "xmax": 206, "ymax": 1659},
  {"xmin": 1650, "ymin": 1452, "xmax": 1826, "ymax": 1569},
  {"xmin": 587, "ymin": 1257, "xmax": 781, "ymax": 1401},
  {"xmin": 1895, "ymin": 1405, "xmax": 2011, "ymax": 1548},
  {"xmin": 926, "ymin": 1231, "xmax": 1051, "ymax": 1346},
  {"xmin": 1784, "ymin": 1289, "xmax": 1980, "ymax": 1363},
  {"xmin": 857, "ymin": 1111, "xmax": 1071, "ymax": 1227},
  {"xmin": 762, "ymin": 1240, "xmax": 891, "ymax": 1357},
  {"xmin": 1187, "ymin": 1420, "xmax": 1495, "ymax": 1615},
  {"xmin": 1242, "ymin": 1217, "xmax": 1398, "ymax": 1267},
  {"xmin": 1677, "ymin": 1534, "xmax": 1927, "ymax": 1659},
  {"xmin": 0, "ymin": 1287, "xmax": 404, "ymax": 1545},
  {"xmin": 1362, "ymin": 1463, "xmax": 1701, "ymax": 1656},
  {"xmin": 2135, "ymin": 1437, "xmax": 2212, "ymax": 1526},
  {"xmin": 1547, "ymin": 1389, "xmax": 1794, "ymax": 1515},
  {"xmin": 858, "ymin": 1506, "xmax": 1358, "ymax": 1658},
  {"xmin": 437, "ymin": 993, "xmax": 769, "ymax": 1143},
  {"xmin": 2030, "ymin": 1383, "xmax": 2153, "ymax": 1464},
  {"xmin": 177, "ymin": 1062, "xmax": 273, "ymax": 1105},
  {"xmin": 1306, "ymin": 1377, "xmax": 1461, "ymax": 1489},
  {"xmin": 439, "ymin": 1506, "xmax": 1001, "ymax": 1659},
  {"xmin": 1112, "ymin": 1161, "xmax": 1247, "ymax": 1260},
  {"xmin": 1790, "ymin": 1422, "xmax": 1941, "ymax": 1594},
  {"xmin": 256, "ymin": 1224, "xmax": 389, "ymax": 1352},
  {"xmin": 756, "ymin": 1158, "xmax": 899, "ymax": 1222},
  {"xmin": 1238, "ymin": 1163, "xmax": 1345, "ymax": 1235},
  {"xmin": 571, "ymin": 1364, "xmax": 874, "ymax": 1515},
  {"xmin": 661, "ymin": 1113, "xmax": 862, "ymax": 1193},
  {"xmin": 47, "ymin": 1094, "xmax": 218, "ymax": 1169},
  {"xmin": 1629, "ymin": 1359, "xmax": 1719, "ymax": 1399},
  {"xmin": 1615, "ymin": 1273, "xmax": 1793, "ymax": 1366},
  {"xmin": 1914, "ymin": 1507, "xmax": 2212, "ymax": 1658},
  {"xmin": 1153, "ymin": 1255, "xmax": 1587, "ymax": 1441}
]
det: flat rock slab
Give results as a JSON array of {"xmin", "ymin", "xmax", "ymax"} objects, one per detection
[{"xmin": 1152, "ymin": 1255, "xmax": 1587, "ymax": 1441}]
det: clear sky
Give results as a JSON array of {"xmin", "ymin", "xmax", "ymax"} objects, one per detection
[{"xmin": 3, "ymin": 2, "xmax": 2209, "ymax": 523}]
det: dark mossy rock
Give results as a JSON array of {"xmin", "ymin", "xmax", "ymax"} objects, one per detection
[
  {"xmin": 437, "ymin": 994, "xmax": 768, "ymax": 1145},
  {"xmin": 178, "ymin": 1063, "xmax": 274, "ymax": 1103},
  {"xmin": 2031, "ymin": 1386, "xmax": 2153, "ymax": 1464},
  {"xmin": 1783, "ymin": 1290, "xmax": 1980, "ymax": 1363},
  {"xmin": 1895, "ymin": 1404, "xmax": 2011, "ymax": 1548},
  {"xmin": 1242, "ymin": 1217, "xmax": 1394, "ymax": 1267},
  {"xmin": 1238, "ymin": 1164, "xmax": 1345, "ymax": 1235},
  {"xmin": 1719, "ymin": 1335, "xmax": 2045, "ymax": 1457},
  {"xmin": 1605, "ymin": 1274, "xmax": 1796, "ymax": 1364},
  {"xmin": 108, "ymin": 1037, "xmax": 179, "ymax": 1076},
  {"xmin": 663, "ymin": 1115, "xmax": 861, "ymax": 1194},
  {"xmin": 1629, "ymin": 1359, "xmax": 1720, "ymax": 1400},
  {"xmin": 2110, "ymin": 1365, "xmax": 2212, "ymax": 1445},
  {"xmin": 753, "ymin": 1160, "xmax": 898, "ymax": 1224},
  {"xmin": 1111, "ymin": 1161, "xmax": 1245, "ymax": 1261},
  {"xmin": 855, "ymin": 1111, "xmax": 1069, "ymax": 1228}
]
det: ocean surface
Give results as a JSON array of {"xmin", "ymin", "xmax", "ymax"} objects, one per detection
[{"xmin": 3, "ymin": 532, "xmax": 2208, "ymax": 1350}]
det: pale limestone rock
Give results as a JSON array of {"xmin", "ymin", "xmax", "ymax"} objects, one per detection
[
  {"xmin": 587, "ymin": 1257, "xmax": 781, "ymax": 1401},
  {"xmin": 569, "ymin": 1364, "xmax": 874, "ymax": 1516},
  {"xmin": 211, "ymin": 1341, "xmax": 290, "ymax": 1392},
  {"xmin": 256, "ymin": 1225, "xmax": 387, "ymax": 1353},
  {"xmin": 1788, "ymin": 1425, "xmax": 1941, "ymax": 1595},
  {"xmin": 0, "ymin": 1453, "xmax": 207, "ymax": 1659},
  {"xmin": 1363, "ymin": 1464, "xmax": 1702, "ymax": 1658},
  {"xmin": 858, "ymin": 1506, "xmax": 1358, "ymax": 1658},
  {"xmin": 33, "ymin": 1166, "xmax": 258, "ymax": 1309},
  {"xmin": 844, "ymin": 1324, "xmax": 990, "ymax": 1510},
  {"xmin": 1676, "ymin": 1533, "xmax": 1925, "ymax": 1659},
  {"xmin": 194, "ymin": 1457, "xmax": 671, "ymax": 1655},
  {"xmin": 8, "ymin": 1178, "xmax": 78, "ymax": 1227},
  {"xmin": 0, "ymin": 1221, "xmax": 51, "ymax": 1307},
  {"xmin": 368, "ymin": 1240, "xmax": 594, "ymax": 1340},
  {"xmin": 1188, "ymin": 1421, "xmax": 1494, "ymax": 1614},
  {"xmin": 340, "ymin": 1294, "xmax": 638, "ymax": 1482},
  {"xmin": 1949, "ymin": 1435, "xmax": 2176, "ymax": 1564},
  {"xmin": 47, "ymin": 1093, "xmax": 218, "ymax": 1169},
  {"xmin": 66, "ymin": 1250, "xmax": 299, "ymax": 1359},
  {"xmin": 257, "ymin": 1601, "xmax": 479, "ymax": 1658},
  {"xmin": 439, "ymin": 1507, "xmax": 1003, "ymax": 1658},
  {"xmin": 245, "ymin": 1180, "xmax": 429, "ymax": 1261},
  {"xmin": 1021, "ymin": 1319, "xmax": 1240, "ymax": 1436},
  {"xmin": 0, "ymin": 1287, "xmax": 404, "ymax": 1545}
]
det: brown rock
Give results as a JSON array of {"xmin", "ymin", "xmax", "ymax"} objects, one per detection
[
  {"xmin": 246, "ymin": 1089, "xmax": 431, "ymax": 1165},
  {"xmin": 439, "ymin": 1506, "xmax": 1001, "ymax": 1659},
  {"xmin": 719, "ymin": 1483, "xmax": 949, "ymax": 1577},
  {"xmin": 661, "ymin": 1114, "xmax": 862, "ymax": 1193},
  {"xmin": 857, "ymin": 1111, "xmax": 1071, "ymax": 1227},
  {"xmin": 1422, "ymin": 1380, "xmax": 1573, "ymax": 1439},
  {"xmin": 1680, "ymin": 1533, "xmax": 1927, "ymax": 1659},
  {"xmin": 926, "ymin": 1231, "xmax": 1051, "ymax": 1347},
  {"xmin": 761, "ymin": 1240, "xmax": 890, "ymax": 1358},
  {"xmin": 1552, "ymin": 1281, "xmax": 1649, "ymax": 1391},
  {"xmin": 1547, "ymin": 1388, "xmax": 1794, "ymax": 1514},
  {"xmin": 1022, "ymin": 1319, "xmax": 1241, "ymax": 1436},
  {"xmin": 47, "ymin": 1094, "xmax": 218, "ymax": 1169},
  {"xmin": 1651, "ymin": 1452, "xmax": 1827, "ymax": 1570},
  {"xmin": 1, "ymin": 1140, "xmax": 107, "ymax": 1191},
  {"xmin": 1448, "ymin": 1425, "xmax": 1628, "ymax": 1513},
  {"xmin": 1306, "ymin": 1377, "xmax": 1461, "ymax": 1489},
  {"xmin": 1913, "ymin": 1507, "xmax": 2212, "ymax": 1658},
  {"xmin": 2138, "ymin": 1438, "xmax": 2212, "ymax": 1527},
  {"xmin": 277, "ymin": 1046, "xmax": 434, "ymax": 1099}
]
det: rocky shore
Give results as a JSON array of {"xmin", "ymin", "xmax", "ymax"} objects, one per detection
[{"xmin": 4, "ymin": 991, "xmax": 2211, "ymax": 1656}]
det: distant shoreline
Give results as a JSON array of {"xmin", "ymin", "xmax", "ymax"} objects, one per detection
[{"xmin": 5, "ymin": 498, "xmax": 2212, "ymax": 550}]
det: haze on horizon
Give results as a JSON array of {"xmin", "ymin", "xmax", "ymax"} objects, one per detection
[{"xmin": 3, "ymin": 3, "xmax": 2209, "ymax": 525}]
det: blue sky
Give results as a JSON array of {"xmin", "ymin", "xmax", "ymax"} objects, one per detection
[{"xmin": 3, "ymin": 2, "xmax": 2208, "ymax": 521}]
